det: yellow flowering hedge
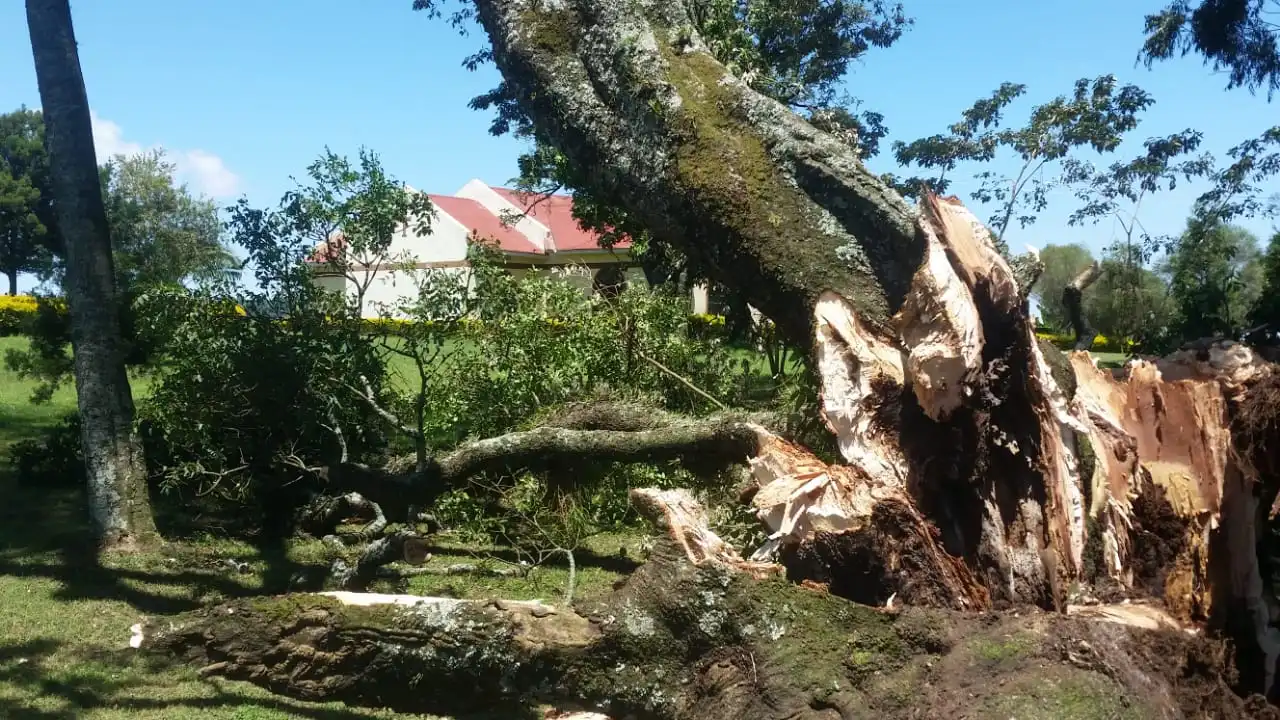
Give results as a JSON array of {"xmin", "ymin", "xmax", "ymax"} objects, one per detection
[
  {"xmin": 0, "ymin": 295, "xmax": 47, "ymax": 336},
  {"xmin": 1034, "ymin": 331, "xmax": 1133, "ymax": 354},
  {"xmin": 0, "ymin": 295, "xmax": 733, "ymax": 342}
]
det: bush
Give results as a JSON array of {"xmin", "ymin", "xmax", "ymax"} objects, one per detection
[
  {"xmin": 687, "ymin": 312, "xmax": 728, "ymax": 340},
  {"xmin": 135, "ymin": 286, "xmax": 389, "ymax": 508},
  {"xmin": 7, "ymin": 413, "xmax": 84, "ymax": 488}
]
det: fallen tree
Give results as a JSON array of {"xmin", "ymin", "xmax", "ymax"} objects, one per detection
[
  {"xmin": 450, "ymin": 0, "xmax": 1280, "ymax": 700},
  {"xmin": 136, "ymin": 490, "xmax": 1278, "ymax": 719},
  {"xmin": 139, "ymin": 0, "xmax": 1280, "ymax": 708}
]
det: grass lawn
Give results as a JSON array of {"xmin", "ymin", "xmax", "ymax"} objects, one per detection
[
  {"xmin": 1091, "ymin": 351, "xmax": 1128, "ymax": 369},
  {"xmin": 0, "ymin": 335, "xmax": 636, "ymax": 719}
]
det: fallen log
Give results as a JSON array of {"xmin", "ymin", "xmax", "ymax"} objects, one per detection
[{"xmin": 136, "ymin": 488, "xmax": 1276, "ymax": 719}]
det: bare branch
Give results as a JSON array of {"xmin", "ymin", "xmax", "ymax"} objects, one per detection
[
  {"xmin": 637, "ymin": 350, "xmax": 729, "ymax": 410},
  {"xmin": 348, "ymin": 374, "xmax": 423, "ymax": 439}
]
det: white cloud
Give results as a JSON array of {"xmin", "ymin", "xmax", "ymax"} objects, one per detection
[{"xmin": 90, "ymin": 112, "xmax": 241, "ymax": 199}]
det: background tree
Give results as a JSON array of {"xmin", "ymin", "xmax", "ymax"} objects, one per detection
[
  {"xmin": 1087, "ymin": 246, "xmax": 1179, "ymax": 348},
  {"xmin": 1163, "ymin": 218, "xmax": 1263, "ymax": 339},
  {"xmin": 1249, "ymin": 229, "xmax": 1280, "ymax": 326},
  {"xmin": 892, "ymin": 75, "xmax": 1155, "ymax": 248},
  {"xmin": 1141, "ymin": 0, "xmax": 1280, "ymax": 98},
  {"xmin": 0, "ymin": 107, "xmax": 50, "ymax": 295},
  {"xmin": 1057, "ymin": 129, "xmax": 1211, "ymax": 351},
  {"xmin": 98, "ymin": 149, "xmax": 237, "ymax": 289},
  {"xmin": 5, "ymin": 144, "xmax": 240, "ymax": 400},
  {"xmin": 25, "ymin": 0, "xmax": 156, "ymax": 546}
]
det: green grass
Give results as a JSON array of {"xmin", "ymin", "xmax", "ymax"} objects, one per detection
[
  {"xmin": 0, "ymin": 335, "xmax": 636, "ymax": 719},
  {"xmin": 1090, "ymin": 351, "xmax": 1127, "ymax": 369}
]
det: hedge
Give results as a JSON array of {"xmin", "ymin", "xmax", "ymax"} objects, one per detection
[
  {"xmin": 1034, "ymin": 331, "xmax": 1132, "ymax": 354},
  {"xmin": 3, "ymin": 294, "xmax": 1135, "ymax": 355},
  {"xmin": 0, "ymin": 295, "xmax": 42, "ymax": 336},
  {"xmin": 0, "ymin": 295, "xmax": 737, "ymax": 342}
]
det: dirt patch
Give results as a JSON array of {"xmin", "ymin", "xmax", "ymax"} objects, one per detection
[{"xmin": 1129, "ymin": 483, "xmax": 1196, "ymax": 606}]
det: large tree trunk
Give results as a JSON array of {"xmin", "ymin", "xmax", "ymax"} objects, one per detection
[
  {"xmin": 26, "ymin": 0, "xmax": 156, "ymax": 547},
  {"xmin": 460, "ymin": 0, "xmax": 1280, "ymax": 697},
  {"xmin": 136, "ymin": 491, "xmax": 1275, "ymax": 719},
  {"xmin": 5, "ymin": 267, "xmax": 16, "ymax": 296}
]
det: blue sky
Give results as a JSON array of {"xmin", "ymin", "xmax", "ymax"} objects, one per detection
[{"xmin": 2, "ymin": 0, "xmax": 1277, "ymax": 294}]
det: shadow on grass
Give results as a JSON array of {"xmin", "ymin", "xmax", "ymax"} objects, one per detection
[
  {"xmin": 0, "ymin": 476, "xmax": 290, "ymax": 615},
  {"xmin": 0, "ymin": 638, "xmax": 426, "ymax": 720}
]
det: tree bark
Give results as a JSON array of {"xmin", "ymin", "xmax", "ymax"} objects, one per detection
[
  {"xmin": 305, "ymin": 409, "xmax": 766, "ymax": 531},
  {"xmin": 461, "ymin": 0, "xmax": 1280, "ymax": 696},
  {"xmin": 135, "ymin": 490, "xmax": 1275, "ymax": 719},
  {"xmin": 26, "ymin": 0, "xmax": 156, "ymax": 547},
  {"xmin": 5, "ymin": 268, "xmax": 16, "ymax": 296}
]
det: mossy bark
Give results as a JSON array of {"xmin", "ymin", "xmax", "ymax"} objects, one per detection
[
  {"xmin": 139, "ymin": 539, "xmax": 1274, "ymax": 719},
  {"xmin": 473, "ymin": 0, "xmax": 920, "ymax": 346}
]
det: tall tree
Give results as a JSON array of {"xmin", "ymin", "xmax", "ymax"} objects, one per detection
[
  {"xmin": 1056, "ymin": 128, "xmax": 1211, "ymax": 351},
  {"xmin": 1249, "ymin": 229, "xmax": 1280, "ymax": 326},
  {"xmin": 891, "ymin": 76, "xmax": 1155, "ymax": 247},
  {"xmin": 25, "ymin": 0, "xmax": 156, "ymax": 546},
  {"xmin": 1141, "ymin": 0, "xmax": 1280, "ymax": 98},
  {"xmin": 100, "ymin": 148, "xmax": 237, "ymax": 289},
  {"xmin": 434, "ymin": 0, "xmax": 911, "ymax": 294},
  {"xmin": 401, "ymin": 0, "xmax": 1280, "ymax": 696},
  {"xmin": 0, "ymin": 107, "xmax": 50, "ymax": 295},
  {"xmin": 1164, "ymin": 218, "xmax": 1263, "ymax": 339},
  {"xmin": 1086, "ymin": 248, "xmax": 1179, "ymax": 348}
]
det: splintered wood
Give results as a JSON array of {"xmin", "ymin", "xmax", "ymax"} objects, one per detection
[{"xmin": 628, "ymin": 487, "xmax": 780, "ymax": 577}]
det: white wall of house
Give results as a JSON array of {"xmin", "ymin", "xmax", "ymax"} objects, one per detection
[
  {"xmin": 310, "ymin": 182, "xmax": 714, "ymax": 319},
  {"xmin": 315, "ymin": 201, "xmax": 477, "ymax": 319}
]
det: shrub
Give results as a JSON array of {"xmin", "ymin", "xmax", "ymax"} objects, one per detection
[
  {"xmin": 688, "ymin": 312, "xmax": 728, "ymax": 340},
  {"xmin": 7, "ymin": 413, "xmax": 84, "ymax": 488},
  {"xmin": 135, "ymin": 286, "xmax": 389, "ymax": 510}
]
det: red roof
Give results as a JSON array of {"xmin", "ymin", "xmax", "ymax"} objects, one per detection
[
  {"xmin": 306, "ymin": 233, "xmax": 346, "ymax": 264},
  {"xmin": 304, "ymin": 183, "xmax": 631, "ymax": 264},
  {"xmin": 428, "ymin": 194, "xmax": 541, "ymax": 254},
  {"xmin": 491, "ymin": 187, "xmax": 632, "ymax": 251}
]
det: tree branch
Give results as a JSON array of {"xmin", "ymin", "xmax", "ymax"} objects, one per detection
[
  {"xmin": 429, "ymin": 418, "xmax": 763, "ymax": 485},
  {"xmin": 348, "ymin": 374, "xmax": 422, "ymax": 439}
]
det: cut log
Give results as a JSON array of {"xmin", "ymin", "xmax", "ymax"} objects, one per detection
[{"xmin": 136, "ymin": 490, "xmax": 1275, "ymax": 719}]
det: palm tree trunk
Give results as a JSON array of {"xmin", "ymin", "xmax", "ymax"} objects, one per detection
[{"xmin": 25, "ymin": 0, "xmax": 156, "ymax": 547}]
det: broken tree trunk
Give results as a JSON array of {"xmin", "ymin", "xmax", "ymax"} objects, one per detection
[
  {"xmin": 454, "ymin": 0, "xmax": 1280, "ymax": 695},
  {"xmin": 1064, "ymin": 260, "xmax": 1103, "ymax": 350},
  {"xmin": 137, "ymin": 490, "xmax": 1275, "ymax": 719}
]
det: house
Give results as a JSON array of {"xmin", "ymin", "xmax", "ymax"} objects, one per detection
[{"xmin": 306, "ymin": 179, "xmax": 710, "ymax": 318}]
